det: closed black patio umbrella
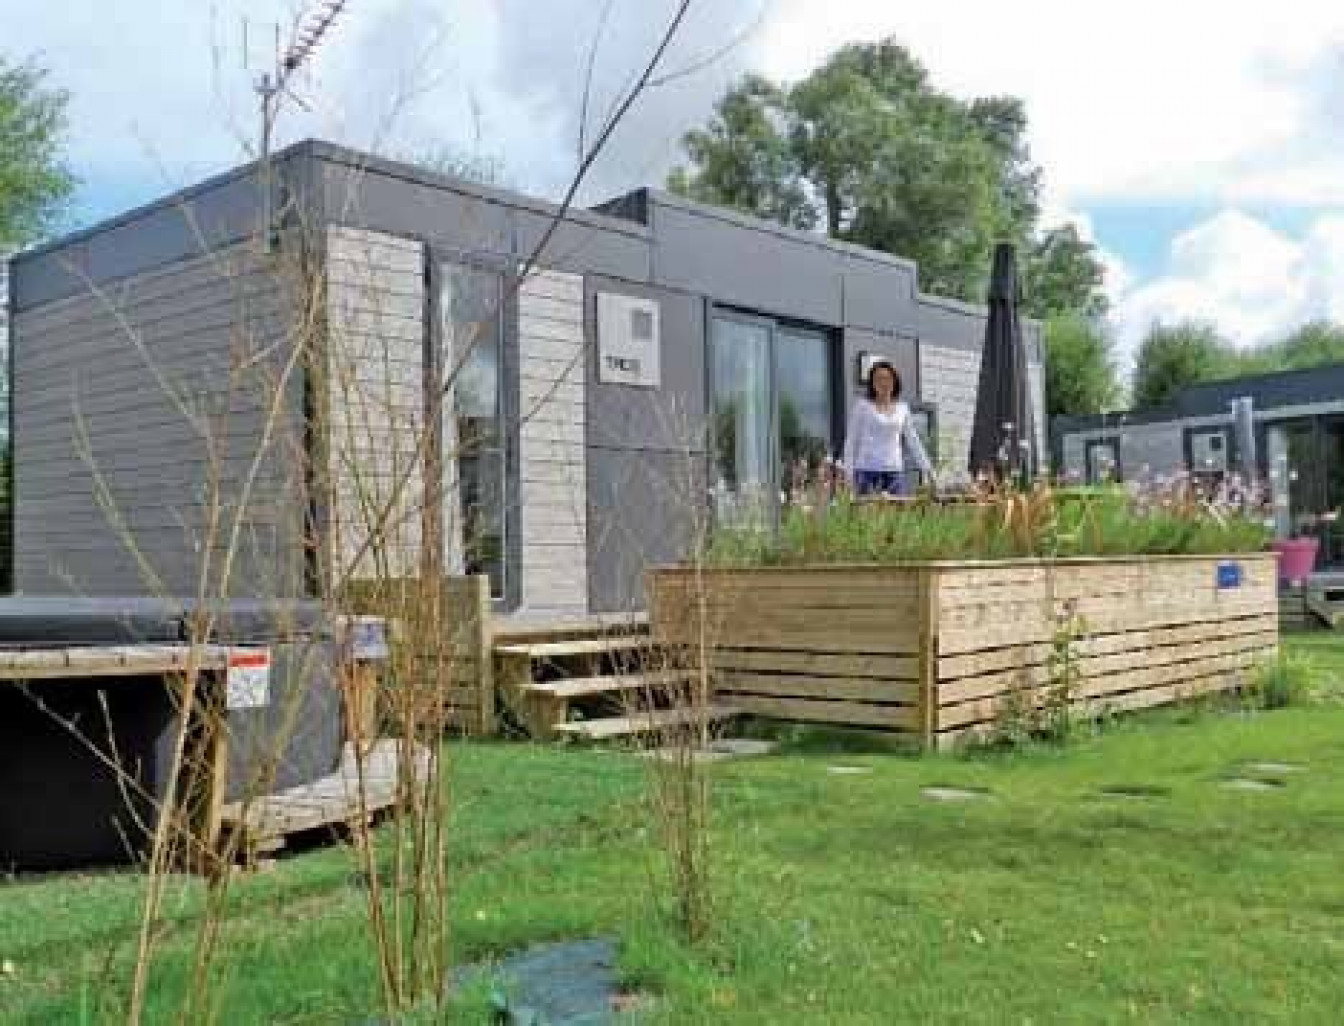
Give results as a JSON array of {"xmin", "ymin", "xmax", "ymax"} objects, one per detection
[{"xmin": 968, "ymin": 242, "xmax": 1037, "ymax": 483}]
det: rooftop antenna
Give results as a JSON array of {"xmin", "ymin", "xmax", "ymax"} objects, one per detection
[{"xmin": 249, "ymin": 1, "xmax": 350, "ymax": 251}]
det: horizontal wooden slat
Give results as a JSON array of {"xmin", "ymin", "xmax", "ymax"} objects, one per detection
[
  {"xmin": 710, "ymin": 649, "xmax": 918, "ymax": 679},
  {"xmin": 937, "ymin": 614, "xmax": 1278, "ymax": 679},
  {"xmin": 933, "ymin": 670, "xmax": 1245, "ymax": 750},
  {"xmin": 715, "ymin": 671, "xmax": 918, "ymax": 704},
  {"xmin": 936, "ymin": 630, "xmax": 1278, "ymax": 706},
  {"xmin": 938, "ymin": 600, "xmax": 1275, "ymax": 655},
  {"xmin": 935, "ymin": 649, "xmax": 1262, "ymax": 731},
  {"xmin": 729, "ymin": 694, "xmax": 918, "ymax": 730}
]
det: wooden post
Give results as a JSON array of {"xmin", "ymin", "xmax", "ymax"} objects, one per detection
[
  {"xmin": 471, "ymin": 574, "xmax": 497, "ymax": 737},
  {"xmin": 916, "ymin": 567, "xmax": 940, "ymax": 750}
]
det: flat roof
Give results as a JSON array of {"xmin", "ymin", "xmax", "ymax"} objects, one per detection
[{"xmin": 1055, "ymin": 361, "xmax": 1344, "ymax": 436}]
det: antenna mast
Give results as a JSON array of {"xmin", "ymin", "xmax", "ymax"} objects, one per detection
[{"xmin": 252, "ymin": 0, "xmax": 350, "ymax": 250}]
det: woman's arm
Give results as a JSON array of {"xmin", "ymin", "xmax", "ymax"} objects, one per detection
[
  {"xmin": 842, "ymin": 399, "xmax": 863, "ymax": 476},
  {"xmin": 901, "ymin": 408, "xmax": 934, "ymax": 477}
]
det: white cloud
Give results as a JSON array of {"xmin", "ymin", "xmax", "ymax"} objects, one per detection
[
  {"xmin": 761, "ymin": 0, "xmax": 1344, "ymax": 214},
  {"xmin": 1111, "ymin": 210, "xmax": 1344, "ymax": 367}
]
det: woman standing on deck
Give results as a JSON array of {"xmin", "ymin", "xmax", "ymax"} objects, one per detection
[{"xmin": 842, "ymin": 360, "xmax": 934, "ymax": 497}]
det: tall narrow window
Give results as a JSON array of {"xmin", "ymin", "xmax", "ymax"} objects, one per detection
[{"xmin": 441, "ymin": 264, "xmax": 505, "ymax": 598}]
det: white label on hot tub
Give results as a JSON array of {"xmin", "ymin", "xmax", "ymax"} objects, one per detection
[{"xmin": 227, "ymin": 649, "xmax": 271, "ymax": 710}]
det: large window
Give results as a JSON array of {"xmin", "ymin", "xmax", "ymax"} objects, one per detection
[
  {"xmin": 709, "ymin": 312, "xmax": 835, "ymax": 524},
  {"xmin": 441, "ymin": 263, "xmax": 505, "ymax": 598}
]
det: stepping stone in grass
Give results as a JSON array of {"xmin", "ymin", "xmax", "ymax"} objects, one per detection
[
  {"xmin": 1244, "ymin": 761, "xmax": 1303, "ymax": 775},
  {"xmin": 1097, "ymin": 784, "xmax": 1171, "ymax": 800},
  {"xmin": 639, "ymin": 737, "xmax": 777, "ymax": 763},
  {"xmin": 827, "ymin": 765, "xmax": 873, "ymax": 775},
  {"xmin": 709, "ymin": 738, "xmax": 777, "ymax": 757},
  {"xmin": 921, "ymin": 785, "xmax": 991, "ymax": 802},
  {"xmin": 1221, "ymin": 777, "xmax": 1285, "ymax": 792}
]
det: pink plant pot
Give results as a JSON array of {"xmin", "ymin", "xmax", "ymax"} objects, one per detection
[{"xmin": 1271, "ymin": 537, "xmax": 1319, "ymax": 586}]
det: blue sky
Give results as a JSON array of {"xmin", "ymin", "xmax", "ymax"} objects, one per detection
[{"xmin": 10, "ymin": 0, "xmax": 1344, "ymax": 369}]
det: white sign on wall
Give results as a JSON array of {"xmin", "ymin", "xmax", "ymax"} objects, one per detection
[
  {"xmin": 226, "ymin": 648, "xmax": 272, "ymax": 710},
  {"xmin": 597, "ymin": 292, "xmax": 661, "ymax": 388}
]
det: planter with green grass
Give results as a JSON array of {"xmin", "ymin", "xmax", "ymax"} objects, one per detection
[{"xmin": 650, "ymin": 487, "xmax": 1279, "ymax": 748}]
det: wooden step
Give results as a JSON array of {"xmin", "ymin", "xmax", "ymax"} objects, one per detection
[
  {"xmin": 523, "ymin": 672, "xmax": 685, "ymax": 700},
  {"xmin": 553, "ymin": 704, "xmax": 740, "ymax": 741},
  {"xmin": 491, "ymin": 613, "xmax": 649, "ymax": 646},
  {"xmin": 495, "ymin": 636, "xmax": 652, "ymax": 660}
]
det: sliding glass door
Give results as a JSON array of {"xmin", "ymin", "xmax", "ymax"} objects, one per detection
[
  {"xmin": 709, "ymin": 315, "xmax": 774, "ymax": 525},
  {"xmin": 709, "ymin": 312, "xmax": 835, "ymax": 526},
  {"xmin": 1267, "ymin": 417, "xmax": 1344, "ymax": 570}
]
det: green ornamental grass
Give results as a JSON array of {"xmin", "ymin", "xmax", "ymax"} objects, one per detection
[{"xmin": 707, "ymin": 480, "xmax": 1272, "ymax": 567}]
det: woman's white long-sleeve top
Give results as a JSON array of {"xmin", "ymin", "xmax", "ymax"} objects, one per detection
[{"xmin": 842, "ymin": 398, "xmax": 932, "ymax": 474}]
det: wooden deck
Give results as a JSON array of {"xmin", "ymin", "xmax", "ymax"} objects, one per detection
[
  {"xmin": 219, "ymin": 739, "xmax": 432, "ymax": 863},
  {"xmin": 0, "ymin": 644, "xmax": 230, "ymax": 680}
]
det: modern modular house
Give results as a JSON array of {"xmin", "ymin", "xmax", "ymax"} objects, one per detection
[
  {"xmin": 1054, "ymin": 363, "xmax": 1344, "ymax": 568},
  {"xmin": 6, "ymin": 140, "xmax": 1044, "ymax": 618}
]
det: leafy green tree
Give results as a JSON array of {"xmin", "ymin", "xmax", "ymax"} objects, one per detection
[
  {"xmin": 1023, "ymin": 224, "xmax": 1108, "ymax": 319},
  {"xmin": 669, "ymin": 39, "xmax": 1040, "ymax": 303},
  {"xmin": 0, "ymin": 56, "xmax": 74, "ymax": 249},
  {"xmin": 667, "ymin": 75, "xmax": 813, "ymax": 229},
  {"xmin": 1043, "ymin": 311, "xmax": 1119, "ymax": 417},
  {"xmin": 1274, "ymin": 320, "xmax": 1344, "ymax": 369},
  {"xmin": 1132, "ymin": 320, "xmax": 1231, "ymax": 409}
]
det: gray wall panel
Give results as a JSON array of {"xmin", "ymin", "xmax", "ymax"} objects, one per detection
[
  {"xmin": 587, "ymin": 448, "xmax": 707, "ymax": 613},
  {"xmin": 584, "ymin": 277, "xmax": 706, "ymax": 453},
  {"xmin": 11, "ymin": 154, "xmax": 312, "ymax": 310},
  {"xmin": 13, "ymin": 240, "xmax": 308, "ymax": 597},
  {"xmin": 512, "ymin": 209, "xmax": 653, "ymax": 281},
  {"xmin": 842, "ymin": 254, "xmax": 918, "ymax": 333},
  {"xmin": 321, "ymin": 162, "xmax": 512, "ymax": 255},
  {"xmin": 650, "ymin": 202, "xmax": 843, "ymax": 325}
]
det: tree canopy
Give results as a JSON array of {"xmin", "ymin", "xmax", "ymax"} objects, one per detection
[
  {"xmin": 1043, "ymin": 311, "xmax": 1119, "ymax": 419},
  {"xmin": 0, "ymin": 56, "xmax": 74, "ymax": 249},
  {"xmin": 1132, "ymin": 321, "xmax": 1231, "ymax": 409},
  {"xmin": 669, "ymin": 39, "xmax": 1105, "ymax": 314},
  {"xmin": 1128, "ymin": 318, "xmax": 1344, "ymax": 410}
]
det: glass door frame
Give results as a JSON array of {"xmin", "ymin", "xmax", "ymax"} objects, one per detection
[
  {"xmin": 1318, "ymin": 414, "xmax": 1344, "ymax": 569},
  {"xmin": 1263, "ymin": 415, "xmax": 1344, "ymax": 571},
  {"xmin": 705, "ymin": 305, "xmax": 841, "ymax": 531}
]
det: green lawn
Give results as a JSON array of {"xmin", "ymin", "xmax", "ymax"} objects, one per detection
[{"xmin": 4, "ymin": 638, "xmax": 1344, "ymax": 1024}]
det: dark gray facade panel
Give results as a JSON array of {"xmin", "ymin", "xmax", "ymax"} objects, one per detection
[
  {"xmin": 13, "ymin": 170, "xmax": 280, "ymax": 311},
  {"xmin": 511, "ymin": 208, "xmax": 653, "ymax": 281},
  {"xmin": 915, "ymin": 297, "xmax": 989, "ymax": 354},
  {"xmin": 320, "ymin": 161, "xmax": 513, "ymax": 255},
  {"xmin": 13, "ymin": 244, "xmax": 307, "ymax": 598},
  {"xmin": 587, "ymin": 448, "xmax": 707, "ymax": 613},
  {"xmin": 316, "ymin": 151, "xmax": 652, "ymax": 280},
  {"xmin": 584, "ymin": 276, "xmax": 706, "ymax": 454},
  {"xmin": 841, "ymin": 254, "xmax": 918, "ymax": 333},
  {"xmin": 649, "ymin": 202, "xmax": 844, "ymax": 326}
]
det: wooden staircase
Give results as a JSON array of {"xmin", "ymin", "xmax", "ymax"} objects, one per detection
[{"xmin": 493, "ymin": 617, "xmax": 737, "ymax": 741}]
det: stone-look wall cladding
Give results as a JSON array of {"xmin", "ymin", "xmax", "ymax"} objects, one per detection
[
  {"xmin": 918, "ymin": 344, "xmax": 981, "ymax": 472},
  {"xmin": 325, "ymin": 226, "xmax": 426, "ymax": 582},
  {"xmin": 518, "ymin": 269, "xmax": 588, "ymax": 615}
]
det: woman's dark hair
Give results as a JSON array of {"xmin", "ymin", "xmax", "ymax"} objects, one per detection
[{"xmin": 866, "ymin": 360, "xmax": 902, "ymax": 401}]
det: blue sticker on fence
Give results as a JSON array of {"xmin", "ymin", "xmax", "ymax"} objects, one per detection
[
  {"xmin": 1216, "ymin": 562, "xmax": 1244, "ymax": 590},
  {"xmin": 348, "ymin": 618, "xmax": 391, "ymax": 661}
]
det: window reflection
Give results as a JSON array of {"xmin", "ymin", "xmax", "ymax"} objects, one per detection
[{"xmin": 442, "ymin": 264, "xmax": 505, "ymax": 598}]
